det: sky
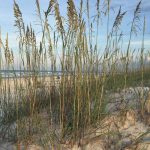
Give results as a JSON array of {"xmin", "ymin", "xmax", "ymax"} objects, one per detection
[{"xmin": 0, "ymin": 0, "xmax": 150, "ymax": 57}]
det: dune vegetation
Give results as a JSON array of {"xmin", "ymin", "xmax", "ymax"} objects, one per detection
[{"xmin": 0, "ymin": 0, "xmax": 150, "ymax": 149}]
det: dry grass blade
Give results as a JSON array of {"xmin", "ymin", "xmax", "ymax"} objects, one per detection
[
  {"xmin": 36, "ymin": 0, "xmax": 41, "ymax": 16},
  {"xmin": 113, "ymin": 7, "xmax": 126, "ymax": 32},
  {"xmin": 132, "ymin": 0, "xmax": 142, "ymax": 35},
  {"xmin": 67, "ymin": 0, "xmax": 79, "ymax": 30},
  {"xmin": 54, "ymin": 1, "xmax": 64, "ymax": 35},
  {"xmin": 45, "ymin": 0, "xmax": 56, "ymax": 18},
  {"xmin": 13, "ymin": 0, "xmax": 24, "ymax": 32}
]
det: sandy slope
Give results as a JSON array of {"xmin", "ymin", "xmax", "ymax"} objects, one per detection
[{"xmin": 0, "ymin": 83, "xmax": 150, "ymax": 149}]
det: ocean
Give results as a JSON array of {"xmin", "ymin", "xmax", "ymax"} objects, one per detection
[{"xmin": 0, "ymin": 70, "xmax": 62, "ymax": 78}]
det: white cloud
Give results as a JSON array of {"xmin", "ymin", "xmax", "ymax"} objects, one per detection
[{"xmin": 125, "ymin": 40, "xmax": 150, "ymax": 46}]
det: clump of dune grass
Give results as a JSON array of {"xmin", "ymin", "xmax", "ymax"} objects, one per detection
[{"xmin": 0, "ymin": 0, "xmax": 149, "ymax": 148}]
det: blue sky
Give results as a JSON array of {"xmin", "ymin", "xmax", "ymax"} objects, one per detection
[{"xmin": 0, "ymin": 0, "xmax": 150, "ymax": 52}]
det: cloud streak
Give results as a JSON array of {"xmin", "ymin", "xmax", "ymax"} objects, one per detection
[{"xmin": 125, "ymin": 40, "xmax": 150, "ymax": 47}]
